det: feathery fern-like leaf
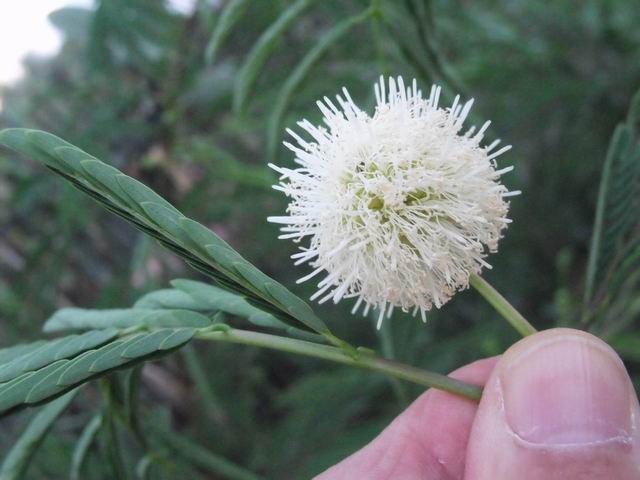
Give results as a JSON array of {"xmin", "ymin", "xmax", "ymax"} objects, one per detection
[
  {"xmin": 44, "ymin": 309, "xmax": 211, "ymax": 333},
  {"xmin": 0, "ymin": 328, "xmax": 195, "ymax": 417},
  {"xmin": 584, "ymin": 89, "xmax": 640, "ymax": 309},
  {"xmin": 0, "ymin": 128, "xmax": 332, "ymax": 339}
]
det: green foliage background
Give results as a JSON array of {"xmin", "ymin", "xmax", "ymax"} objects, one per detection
[{"xmin": 0, "ymin": 0, "xmax": 639, "ymax": 478}]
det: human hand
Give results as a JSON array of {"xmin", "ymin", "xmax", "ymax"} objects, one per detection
[{"xmin": 317, "ymin": 329, "xmax": 640, "ymax": 479}]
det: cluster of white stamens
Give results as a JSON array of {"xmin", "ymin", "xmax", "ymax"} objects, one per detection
[{"xmin": 268, "ymin": 76, "xmax": 519, "ymax": 328}]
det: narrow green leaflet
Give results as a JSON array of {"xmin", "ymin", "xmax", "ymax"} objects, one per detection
[
  {"xmin": 135, "ymin": 455, "xmax": 155, "ymax": 480},
  {"xmin": 234, "ymin": 0, "xmax": 317, "ymax": 113},
  {"xmin": 0, "ymin": 389, "xmax": 78, "ymax": 480},
  {"xmin": 70, "ymin": 414, "xmax": 102, "ymax": 480},
  {"xmin": 267, "ymin": 7, "xmax": 373, "ymax": 159},
  {"xmin": 0, "ymin": 341, "xmax": 49, "ymax": 366},
  {"xmin": 205, "ymin": 0, "xmax": 250, "ymax": 64},
  {"xmin": 0, "ymin": 328, "xmax": 195, "ymax": 417},
  {"xmin": 610, "ymin": 243, "xmax": 640, "ymax": 296},
  {"xmin": 0, "ymin": 128, "xmax": 332, "ymax": 339}
]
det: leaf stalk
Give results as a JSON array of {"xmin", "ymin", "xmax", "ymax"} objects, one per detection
[{"xmin": 195, "ymin": 327, "xmax": 482, "ymax": 401}]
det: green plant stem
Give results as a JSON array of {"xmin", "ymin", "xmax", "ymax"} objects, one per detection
[
  {"xmin": 470, "ymin": 274, "xmax": 537, "ymax": 337},
  {"xmin": 404, "ymin": 0, "xmax": 466, "ymax": 95},
  {"xmin": 370, "ymin": 0, "xmax": 388, "ymax": 76},
  {"xmin": 152, "ymin": 423, "xmax": 262, "ymax": 480},
  {"xmin": 100, "ymin": 380, "xmax": 128, "ymax": 480},
  {"xmin": 182, "ymin": 345, "xmax": 228, "ymax": 424},
  {"xmin": 195, "ymin": 328, "xmax": 482, "ymax": 401},
  {"xmin": 375, "ymin": 319, "xmax": 409, "ymax": 405}
]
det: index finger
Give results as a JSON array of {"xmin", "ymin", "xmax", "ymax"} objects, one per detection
[{"xmin": 316, "ymin": 356, "xmax": 499, "ymax": 480}]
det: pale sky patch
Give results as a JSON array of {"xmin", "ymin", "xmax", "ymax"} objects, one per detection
[
  {"xmin": 0, "ymin": 1, "xmax": 93, "ymax": 85},
  {"xmin": 0, "ymin": 0, "xmax": 198, "ymax": 87}
]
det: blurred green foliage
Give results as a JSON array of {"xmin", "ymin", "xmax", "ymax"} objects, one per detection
[{"xmin": 0, "ymin": 0, "xmax": 639, "ymax": 478}]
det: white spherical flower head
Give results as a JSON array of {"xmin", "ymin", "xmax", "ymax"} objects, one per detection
[{"xmin": 268, "ymin": 76, "xmax": 519, "ymax": 328}]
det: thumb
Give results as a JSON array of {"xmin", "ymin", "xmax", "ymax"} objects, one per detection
[{"xmin": 465, "ymin": 328, "xmax": 640, "ymax": 479}]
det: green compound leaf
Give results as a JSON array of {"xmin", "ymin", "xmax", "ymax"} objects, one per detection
[
  {"xmin": 0, "ymin": 128, "xmax": 331, "ymax": 338},
  {"xmin": 171, "ymin": 278, "xmax": 285, "ymax": 329},
  {"xmin": 234, "ymin": 0, "xmax": 317, "ymax": 113},
  {"xmin": 0, "ymin": 329, "xmax": 195, "ymax": 418},
  {"xmin": 267, "ymin": 7, "xmax": 373, "ymax": 159},
  {"xmin": 133, "ymin": 288, "xmax": 213, "ymax": 311},
  {"xmin": 0, "ymin": 364, "xmax": 65, "ymax": 412},
  {"xmin": 0, "ymin": 330, "xmax": 118, "ymax": 382},
  {"xmin": 585, "ymin": 88, "xmax": 640, "ymax": 310},
  {"xmin": 44, "ymin": 308, "xmax": 211, "ymax": 332},
  {"xmin": 133, "ymin": 282, "xmax": 326, "ymax": 343},
  {"xmin": 50, "ymin": 280, "xmax": 321, "ymax": 341},
  {"xmin": 0, "ymin": 390, "xmax": 78, "ymax": 480}
]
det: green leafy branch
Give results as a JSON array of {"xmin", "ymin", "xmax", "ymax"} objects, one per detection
[
  {"xmin": 0, "ymin": 128, "xmax": 483, "ymax": 420},
  {"xmin": 0, "ymin": 128, "xmax": 337, "ymax": 345},
  {"xmin": 0, "ymin": 277, "xmax": 483, "ymax": 421}
]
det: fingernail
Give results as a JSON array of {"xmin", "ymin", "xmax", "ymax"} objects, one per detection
[{"xmin": 501, "ymin": 334, "xmax": 633, "ymax": 445}]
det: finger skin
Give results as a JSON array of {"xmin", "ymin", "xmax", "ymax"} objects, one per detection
[
  {"xmin": 316, "ymin": 356, "xmax": 498, "ymax": 480},
  {"xmin": 464, "ymin": 328, "xmax": 640, "ymax": 480}
]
